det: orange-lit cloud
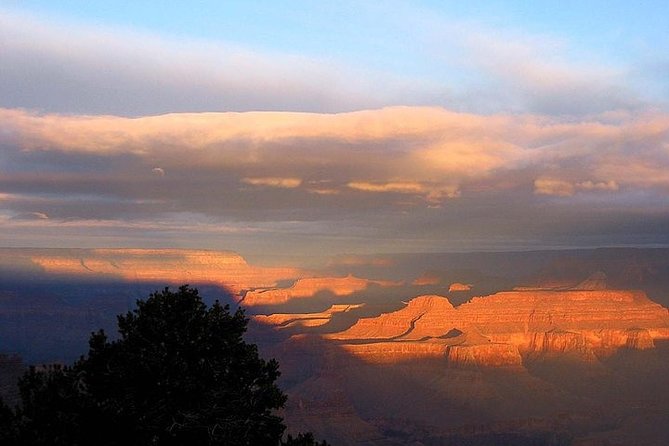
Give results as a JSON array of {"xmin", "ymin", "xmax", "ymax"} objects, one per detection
[
  {"xmin": 534, "ymin": 179, "xmax": 575, "ymax": 197},
  {"xmin": 577, "ymin": 180, "xmax": 619, "ymax": 192},
  {"xmin": 4, "ymin": 106, "xmax": 669, "ymax": 199},
  {"xmin": 2, "ymin": 106, "xmax": 669, "ymax": 255},
  {"xmin": 347, "ymin": 181, "xmax": 461, "ymax": 203},
  {"xmin": 242, "ymin": 177, "xmax": 302, "ymax": 188},
  {"xmin": 347, "ymin": 182, "xmax": 425, "ymax": 194},
  {"xmin": 534, "ymin": 179, "xmax": 621, "ymax": 197}
]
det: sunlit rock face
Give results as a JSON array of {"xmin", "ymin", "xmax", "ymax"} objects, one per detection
[
  {"xmin": 24, "ymin": 248, "xmax": 299, "ymax": 292},
  {"xmin": 330, "ymin": 295, "xmax": 456, "ymax": 340},
  {"xmin": 253, "ymin": 304, "xmax": 365, "ymax": 329},
  {"xmin": 461, "ymin": 290, "xmax": 669, "ymax": 354},
  {"xmin": 445, "ymin": 343, "xmax": 523, "ymax": 368},
  {"xmin": 449, "ymin": 282, "xmax": 472, "ymax": 292},
  {"xmin": 321, "ymin": 289, "xmax": 669, "ymax": 366},
  {"xmin": 242, "ymin": 274, "xmax": 400, "ymax": 306}
]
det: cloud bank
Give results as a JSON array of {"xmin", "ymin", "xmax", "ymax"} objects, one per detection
[{"xmin": 1, "ymin": 106, "xmax": 668, "ymax": 256}]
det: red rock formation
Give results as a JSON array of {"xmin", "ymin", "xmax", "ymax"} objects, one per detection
[
  {"xmin": 324, "ymin": 289, "xmax": 669, "ymax": 366},
  {"xmin": 329, "ymin": 295, "xmax": 455, "ymax": 341},
  {"xmin": 340, "ymin": 340, "xmax": 452, "ymax": 363},
  {"xmin": 445, "ymin": 343, "xmax": 523, "ymax": 368},
  {"xmin": 528, "ymin": 329, "xmax": 594, "ymax": 359},
  {"xmin": 449, "ymin": 282, "xmax": 473, "ymax": 292},
  {"xmin": 254, "ymin": 304, "xmax": 365, "ymax": 329},
  {"xmin": 28, "ymin": 248, "xmax": 299, "ymax": 293},
  {"xmin": 242, "ymin": 274, "xmax": 400, "ymax": 306},
  {"xmin": 624, "ymin": 327, "xmax": 654, "ymax": 350}
]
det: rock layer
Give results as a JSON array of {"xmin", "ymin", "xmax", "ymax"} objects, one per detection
[
  {"xmin": 242, "ymin": 274, "xmax": 400, "ymax": 306},
  {"xmin": 325, "ymin": 289, "xmax": 669, "ymax": 366},
  {"xmin": 254, "ymin": 304, "xmax": 365, "ymax": 329},
  {"xmin": 23, "ymin": 248, "xmax": 298, "ymax": 292}
]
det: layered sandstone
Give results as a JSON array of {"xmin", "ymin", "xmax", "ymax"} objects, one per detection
[
  {"xmin": 339, "ymin": 337, "xmax": 523, "ymax": 368},
  {"xmin": 324, "ymin": 289, "xmax": 669, "ymax": 366},
  {"xmin": 460, "ymin": 290, "xmax": 669, "ymax": 352},
  {"xmin": 26, "ymin": 248, "xmax": 298, "ymax": 292},
  {"xmin": 242, "ymin": 274, "xmax": 400, "ymax": 306},
  {"xmin": 330, "ymin": 295, "xmax": 456, "ymax": 340},
  {"xmin": 449, "ymin": 282, "xmax": 472, "ymax": 292},
  {"xmin": 445, "ymin": 343, "xmax": 523, "ymax": 368},
  {"xmin": 254, "ymin": 304, "xmax": 365, "ymax": 329},
  {"xmin": 339, "ymin": 339, "xmax": 453, "ymax": 363}
]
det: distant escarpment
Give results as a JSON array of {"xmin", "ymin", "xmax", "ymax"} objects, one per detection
[
  {"xmin": 242, "ymin": 274, "xmax": 400, "ymax": 306},
  {"xmin": 320, "ymin": 289, "xmax": 669, "ymax": 367},
  {"xmin": 0, "ymin": 248, "xmax": 299, "ymax": 292},
  {"xmin": 253, "ymin": 304, "xmax": 365, "ymax": 329}
]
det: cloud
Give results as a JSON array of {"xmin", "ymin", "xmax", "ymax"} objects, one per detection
[
  {"xmin": 3, "ymin": 106, "xmax": 669, "ymax": 203},
  {"xmin": 455, "ymin": 27, "xmax": 640, "ymax": 115},
  {"xmin": 534, "ymin": 179, "xmax": 620, "ymax": 197},
  {"xmin": 152, "ymin": 167, "xmax": 166, "ymax": 177},
  {"xmin": 347, "ymin": 181, "xmax": 425, "ymax": 194},
  {"xmin": 577, "ymin": 180, "xmax": 619, "ymax": 191},
  {"xmin": 1, "ymin": 106, "xmax": 669, "ymax": 255},
  {"xmin": 10, "ymin": 211, "xmax": 49, "ymax": 221},
  {"xmin": 2, "ymin": 6, "xmax": 661, "ymax": 118},
  {"xmin": 381, "ymin": 3, "xmax": 651, "ymax": 115},
  {"xmin": 0, "ymin": 9, "xmax": 438, "ymax": 115},
  {"xmin": 347, "ymin": 181, "xmax": 460, "ymax": 202},
  {"xmin": 534, "ymin": 178, "xmax": 575, "ymax": 197},
  {"xmin": 242, "ymin": 177, "xmax": 302, "ymax": 188}
]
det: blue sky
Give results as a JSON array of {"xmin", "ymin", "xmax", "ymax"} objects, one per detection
[
  {"xmin": 2, "ymin": 0, "xmax": 668, "ymax": 115},
  {"xmin": 0, "ymin": 1, "xmax": 668, "ymax": 260}
]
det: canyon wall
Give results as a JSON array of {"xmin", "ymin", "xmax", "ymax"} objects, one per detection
[
  {"xmin": 242, "ymin": 274, "xmax": 400, "ymax": 306},
  {"xmin": 2, "ymin": 248, "xmax": 299, "ymax": 292},
  {"xmin": 309, "ymin": 289, "xmax": 669, "ymax": 367}
]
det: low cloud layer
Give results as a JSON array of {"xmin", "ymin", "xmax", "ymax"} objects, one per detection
[{"xmin": 1, "ymin": 106, "xmax": 668, "ymax": 257}]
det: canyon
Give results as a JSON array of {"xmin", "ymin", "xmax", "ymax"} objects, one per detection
[
  {"xmin": 256, "ymin": 288, "xmax": 669, "ymax": 369},
  {"xmin": 2, "ymin": 247, "xmax": 669, "ymax": 444},
  {"xmin": 243, "ymin": 274, "xmax": 400, "ymax": 306},
  {"xmin": 248, "ymin": 264, "xmax": 669, "ymax": 444}
]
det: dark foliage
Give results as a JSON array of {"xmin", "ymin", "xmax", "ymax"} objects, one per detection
[
  {"xmin": 282, "ymin": 432, "xmax": 330, "ymax": 446},
  {"xmin": 0, "ymin": 285, "xmax": 326, "ymax": 446}
]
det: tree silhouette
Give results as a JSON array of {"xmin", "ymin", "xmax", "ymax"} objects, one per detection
[{"xmin": 0, "ymin": 285, "xmax": 327, "ymax": 445}]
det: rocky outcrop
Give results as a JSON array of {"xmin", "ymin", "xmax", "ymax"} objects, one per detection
[
  {"xmin": 598, "ymin": 327, "xmax": 655, "ymax": 351},
  {"xmin": 242, "ymin": 274, "xmax": 400, "ymax": 306},
  {"xmin": 460, "ymin": 290, "xmax": 669, "ymax": 339},
  {"xmin": 22, "ymin": 248, "xmax": 299, "ymax": 292},
  {"xmin": 322, "ymin": 289, "xmax": 669, "ymax": 365},
  {"xmin": 445, "ymin": 343, "xmax": 523, "ymax": 368},
  {"xmin": 528, "ymin": 329, "xmax": 594, "ymax": 359},
  {"xmin": 254, "ymin": 304, "xmax": 365, "ymax": 329},
  {"xmin": 624, "ymin": 328, "xmax": 654, "ymax": 350},
  {"xmin": 449, "ymin": 282, "xmax": 472, "ymax": 292},
  {"xmin": 329, "ymin": 295, "xmax": 456, "ymax": 341},
  {"xmin": 340, "ymin": 340, "xmax": 452, "ymax": 363}
]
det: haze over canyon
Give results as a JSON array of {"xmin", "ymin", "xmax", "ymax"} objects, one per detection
[{"xmin": 1, "ymin": 247, "xmax": 669, "ymax": 444}]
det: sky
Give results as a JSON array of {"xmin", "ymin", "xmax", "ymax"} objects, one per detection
[{"xmin": 1, "ymin": 1, "xmax": 669, "ymax": 263}]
